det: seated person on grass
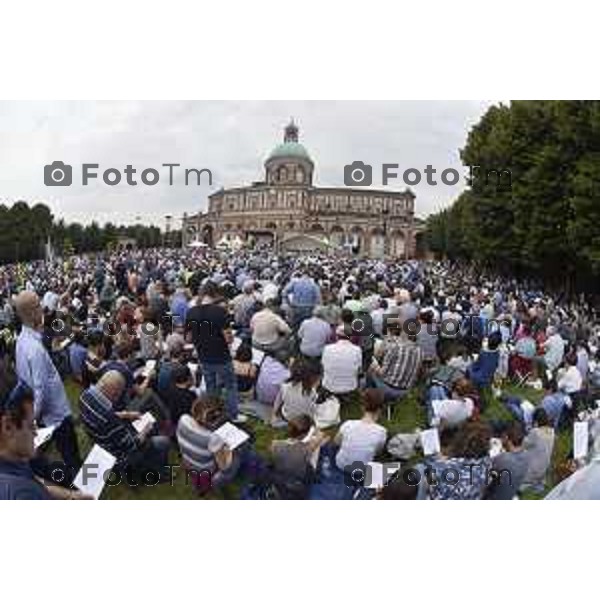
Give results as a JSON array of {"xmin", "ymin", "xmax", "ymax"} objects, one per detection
[
  {"xmin": 468, "ymin": 331, "xmax": 501, "ymax": 389},
  {"xmin": 521, "ymin": 407, "xmax": 555, "ymax": 493},
  {"xmin": 334, "ymin": 389, "xmax": 387, "ymax": 475},
  {"xmin": 271, "ymin": 358, "xmax": 321, "ymax": 425},
  {"xmin": 162, "ymin": 364, "xmax": 198, "ymax": 427},
  {"xmin": 431, "ymin": 377, "xmax": 477, "ymax": 430},
  {"xmin": 0, "ymin": 366, "xmax": 90, "ymax": 500},
  {"xmin": 484, "ymin": 421, "xmax": 529, "ymax": 500},
  {"xmin": 177, "ymin": 395, "xmax": 243, "ymax": 491},
  {"xmin": 424, "ymin": 420, "xmax": 492, "ymax": 500},
  {"xmin": 270, "ymin": 414, "xmax": 327, "ymax": 499},
  {"xmin": 80, "ymin": 370, "xmax": 171, "ymax": 479},
  {"xmin": 233, "ymin": 342, "xmax": 258, "ymax": 403}
]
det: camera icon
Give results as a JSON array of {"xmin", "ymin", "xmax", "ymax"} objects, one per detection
[
  {"xmin": 344, "ymin": 311, "xmax": 374, "ymax": 338},
  {"xmin": 343, "ymin": 461, "xmax": 370, "ymax": 487},
  {"xmin": 44, "ymin": 161, "xmax": 73, "ymax": 186},
  {"xmin": 344, "ymin": 161, "xmax": 372, "ymax": 186},
  {"xmin": 48, "ymin": 310, "xmax": 74, "ymax": 340}
]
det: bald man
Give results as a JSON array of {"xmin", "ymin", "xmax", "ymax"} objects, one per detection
[
  {"xmin": 79, "ymin": 370, "xmax": 170, "ymax": 477},
  {"xmin": 15, "ymin": 290, "xmax": 81, "ymax": 479}
]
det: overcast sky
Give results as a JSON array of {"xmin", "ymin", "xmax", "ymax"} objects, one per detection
[{"xmin": 0, "ymin": 101, "xmax": 494, "ymax": 228}]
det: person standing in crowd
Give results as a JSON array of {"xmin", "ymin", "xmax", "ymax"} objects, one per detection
[
  {"xmin": 14, "ymin": 290, "xmax": 81, "ymax": 479},
  {"xmin": 283, "ymin": 269, "xmax": 321, "ymax": 329},
  {"xmin": 186, "ymin": 281, "xmax": 247, "ymax": 423}
]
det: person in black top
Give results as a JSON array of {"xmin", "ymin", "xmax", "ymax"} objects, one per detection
[
  {"xmin": 185, "ymin": 281, "xmax": 246, "ymax": 423},
  {"xmin": 163, "ymin": 364, "xmax": 197, "ymax": 426}
]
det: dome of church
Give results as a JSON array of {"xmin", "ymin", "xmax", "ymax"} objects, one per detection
[
  {"xmin": 267, "ymin": 141, "xmax": 312, "ymax": 162},
  {"xmin": 265, "ymin": 119, "xmax": 313, "ymax": 164}
]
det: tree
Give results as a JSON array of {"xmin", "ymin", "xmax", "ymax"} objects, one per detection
[{"xmin": 426, "ymin": 100, "xmax": 600, "ymax": 294}]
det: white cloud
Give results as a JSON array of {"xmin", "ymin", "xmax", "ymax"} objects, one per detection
[{"xmin": 0, "ymin": 100, "xmax": 493, "ymax": 226}]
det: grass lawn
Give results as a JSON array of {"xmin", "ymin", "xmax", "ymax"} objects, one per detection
[{"xmin": 56, "ymin": 378, "xmax": 570, "ymax": 500}]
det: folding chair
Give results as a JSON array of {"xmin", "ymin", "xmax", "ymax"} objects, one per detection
[{"xmin": 510, "ymin": 354, "xmax": 533, "ymax": 387}]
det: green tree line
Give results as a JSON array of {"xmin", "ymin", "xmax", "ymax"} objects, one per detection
[
  {"xmin": 426, "ymin": 100, "xmax": 600, "ymax": 293},
  {"xmin": 0, "ymin": 201, "xmax": 164, "ymax": 264}
]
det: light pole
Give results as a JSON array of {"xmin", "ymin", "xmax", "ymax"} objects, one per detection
[
  {"xmin": 165, "ymin": 215, "xmax": 172, "ymax": 248},
  {"xmin": 381, "ymin": 207, "xmax": 389, "ymax": 259}
]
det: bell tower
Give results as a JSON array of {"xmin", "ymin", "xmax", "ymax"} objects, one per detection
[
  {"xmin": 264, "ymin": 119, "xmax": 314, "ymax": 186},
  {"xmin": 284, "ymin": 119, "xmax": 299, "ymax": 143}
]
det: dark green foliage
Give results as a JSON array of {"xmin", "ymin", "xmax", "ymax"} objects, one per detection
[
  {"xmin": 0, "ymin": 201, "xmax": 164, "ymax": 263},
  {"xmin": 426, "ymin": 100, "xmax": 600, "ymax": 292}
]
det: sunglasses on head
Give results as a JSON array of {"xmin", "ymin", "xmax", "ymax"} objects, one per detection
[{"xmin": 0, "ymin": 381, "xmax": 31, "ymax": 413}]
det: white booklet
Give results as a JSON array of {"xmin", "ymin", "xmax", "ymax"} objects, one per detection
[
  {"xmin": 34, "ymin": 425, "xmax": 57, "ymax": 450},
  {"xmin": 213, "ymin": 422, "xmax": 250, "ymax": 450},
  {"xmin": 420, "ymin": 428, "xmax": 441, "ymax": 456},
  {"xmin": 574, "ymin": 421, "xmax": 589, "ymax": 460},
  {"xmin": 132, "ymin": 412, "xmax": 157, "ymax": 434},
  {"xmin": 73, "ymin": 445, "xmax": 117, "ymax": 500},
  {"xmin": 302, "ymin": 426, "xmax": 321, "ymax": 470},
  {"xmin": 141, "ymin": 360, "xmax": 157, "ymax": 377},
  {"xmin": 366, "ymin": 461, "xmax": 401, "ymax": 489}
]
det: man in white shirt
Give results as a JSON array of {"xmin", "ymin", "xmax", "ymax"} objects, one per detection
[
  {"xmin": 42, "ymin": 285, "xmax": 60, "ymax": 313},
  {"xmin": 542, "ymin": 327, "xmax": 566, "ymax": 372},
  {"xmin": 557, "ymin": 352, "xmax": 582, "ymax": 395},
  {"xmin": 335, "ymin": 389, "xmax": 387, "ymax": 472},
  {"xmin": 370, "ymin": 298, "xmax": 388, "ymax": 337},
  {"xmin": 322, "ymin": 326, "xmax": 362, "ymax": 395},
  {"xmin": 431, "ymin": 396, "xmax": 474, "ymax": 429}
]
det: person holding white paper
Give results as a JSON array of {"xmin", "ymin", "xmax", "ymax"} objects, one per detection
[
  {"xmin": 79, "ymin": 370, "xmax": 171, "ymax": 479},
  {"xmin": 484, "ymin": 422, "xmax": 529, "ymax": 500},
  {"xmin": 176, "ymin": 395, "xmax": 242, "ymax": 490},
  {"xmin": 270, "ymin": 415, "xmax": 328, "ymax": 499},
  {"xmin": 0, "ymin": 366, "xmax": 90, "ymax": 500},
  {"xmin": 424, "ymin": 421, "xmax": 493, "ymax": 500}
]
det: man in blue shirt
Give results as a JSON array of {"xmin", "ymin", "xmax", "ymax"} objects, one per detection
[
  {"xmin": 0, "ymin": 371, "xmax": 52, "ymax": 500},
  {"xmin": 283, "ymin": 271, "xmax": 321, "ymax": 329},
  {"xmin": 540, "ymin": 380, "xmax": 570, "ymax": 429},
  {"xmin": 14, "ymin": 291, "xmax": 81, "ymax": 479},
  {"xmin": 170, "ymin": 284, "xmax": 190, "ymax": 327},
  {"xmin": 0, "ymin": 367, "xmax": 90, "ymax": 500}
]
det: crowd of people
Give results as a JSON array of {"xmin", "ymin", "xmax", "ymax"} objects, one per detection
[{"xmin": 2, "ymin": 246, "xmax": 600, "ymax": 500}]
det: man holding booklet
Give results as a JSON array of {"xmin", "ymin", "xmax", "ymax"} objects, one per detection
[
  {"xmin": 0, "ymin": 366, "xmax": 90, "ymax": 500},
  {"xmin": 79, "ymin": 370, "xmax": 171, "ymax": 482}
]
